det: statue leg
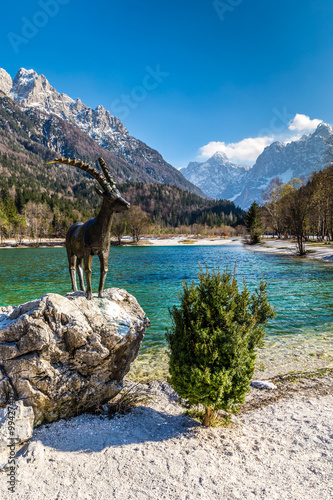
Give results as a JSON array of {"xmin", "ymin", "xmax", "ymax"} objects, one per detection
[
  {"xmin": 68, "ymin": 254, "xmax": 77, "ymax": 292},
  {"xmin": 84, "ymin": 253, "xmax": 94, "ymax": 300},
  {"xmin": 76, "ymin": 258, "xmax": 86, "ymax": 292},
  {"xmin": 98, "ymin": 253, "xmax": 108, "ymax": 298}
]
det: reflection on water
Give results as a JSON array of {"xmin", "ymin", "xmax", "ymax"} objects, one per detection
[{"xmin": 0, "ymin": 245, "xmax": 332, "ymax": 379}]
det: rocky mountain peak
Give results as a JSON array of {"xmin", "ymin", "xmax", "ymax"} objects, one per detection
[
  {"xmin": 0, "ymin": 66, "xmax": 205, "ymax": 197},
  {"xmin": 181, "ymin": 122, "xmax": 333, "ymax": 208},
  {"xmin": 233, "ymin": 122, "xmax": 333, "ymax": 208},
  {"xmin": 312, "ymin": 122, "xmax": 332, "ymax": 138},
  {"xmin": 12, "ymin": 68, "xmax": 53, "ymax": 104},
  {"xmin": 181, "ymin": 151, "xmax": 247, "ymax": 200},
  {"xmin": 210, "ymin": 151, "xmax": 229, "ymax": 161},
  {"xmin": 6, "ymin": 67, "xmax": 130, "ymax": 147},
  {"xmin": 0, "ymin": 68, "xmax": 13, "ymax": 96}
]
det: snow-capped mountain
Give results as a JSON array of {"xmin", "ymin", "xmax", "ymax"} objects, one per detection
[
  {"xmin": 0, "ymin": 67, "xmax": 205, "ymax": 196},
  {"xmin": 10, "ymin": 68, "xmax": 129, "ymax": 151},
  {"xmin": 233, "ymin": 123, "xmax": 332, "ymax": 208},
  {"xmin": 180, "ymin": 152, "xmax": 248, "ymax": 200},
  {"xmin": 181, "ymin": 123, "xmax": 333, "ymax": 209}
]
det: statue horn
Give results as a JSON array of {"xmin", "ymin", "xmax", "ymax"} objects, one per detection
[
  {"xmin": 44, "ymin": 157, "xmax": 113, "ymax": 193},
  {"xmin": 98, "ymin": 157, "xmax": 116, "ymax": 187}
]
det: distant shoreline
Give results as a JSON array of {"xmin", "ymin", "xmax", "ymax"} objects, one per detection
[
  {"xmin": 0, "ymin": 238, "xmax": 65, "ymax": 249},
  {"xmin": 0, "ymin": 236, "xmax": 243, "ymax": 249},
  {"xmin": 1, "ymin": 236, "xmax": 333, "ymax": 263}
]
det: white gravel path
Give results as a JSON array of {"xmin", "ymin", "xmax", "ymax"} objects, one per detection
[{"xmin": 1, "ymin": 384, "xmax": 332, "ymax": 500}]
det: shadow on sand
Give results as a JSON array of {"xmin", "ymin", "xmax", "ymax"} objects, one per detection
[{"xmin": 32, "ymin": 406, "xmax": 201, "ymax": 453}]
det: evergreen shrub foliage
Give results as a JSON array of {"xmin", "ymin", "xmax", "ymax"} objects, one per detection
[
  {"xmin": 166, "ymin": 266, "xmax": 275, "ymax": 425},
  {"xmin": 246, "ymin": 201, "xmax": 263, "ymax": 244}
]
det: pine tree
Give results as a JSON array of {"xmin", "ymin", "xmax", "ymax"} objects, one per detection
[
  {"xmin": 246, "ymin": 201, "xmax": 263, "ymax": 244},
  {"xmin": 166, "ymin": 266, "xmax": 275, "ymax": 426}
]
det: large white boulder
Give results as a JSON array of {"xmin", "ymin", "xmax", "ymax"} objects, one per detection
[{"xmin": 0, "ymin": 289, "xmax": 149, "ymax": 426}]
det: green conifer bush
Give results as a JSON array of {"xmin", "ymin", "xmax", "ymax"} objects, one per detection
[
  {"xmin": 246, "ymin": 201, "xmax": 263, "ymax": 244},
  {"xmin": 166, "ymin": 266, "xmax": 275, "ymax": 426}
]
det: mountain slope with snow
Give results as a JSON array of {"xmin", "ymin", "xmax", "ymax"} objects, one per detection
[
  {"xmin": 234, "ymin": 123, "xmax": 332, "ymax": 208},
  {"xmin": 0, "ymin": 67, "xmax": 205, "ymax": 196},
  {"xmin": 180, "ymin": 152, "xmax": 248, "ymax": 200},
  {"xmin": 181, "ymin": 124, "xmax": 333, "ymax": 209}
]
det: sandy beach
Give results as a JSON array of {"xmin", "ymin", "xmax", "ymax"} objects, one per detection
[
  {"xmin": 137, "ymin": 236, "xmax": 243, "ymax": 246},
  {"xmin": 1, "ymin": 373, "xmax": 332, "ymax": 500}
]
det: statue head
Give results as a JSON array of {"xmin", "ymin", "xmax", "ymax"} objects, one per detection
[{"xmin": 94, "ymin": 158, "xmax": 130, "ymax": 212}]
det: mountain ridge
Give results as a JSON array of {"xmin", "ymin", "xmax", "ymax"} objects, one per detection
[
  {"xmin": 180, "ymin": 152, "xmax": 248, "ymax": 201},
  {"xmin": 181, "ymin": 123, "xmax": 333, "ymax": 209},
  {"xmin": 0, "ymin": 67, "xmax": 205, "ymax": 197},
  {"xmin": 0, "ymin": 92, "xmax": 244, "ymax": 233}
]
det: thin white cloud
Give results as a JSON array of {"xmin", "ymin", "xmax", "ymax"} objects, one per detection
[
  {"xmin": 199, "ymin": 136, "xmax": 273, "ymax": 164},
  {"xmin": 288, "ymin": 113, "xmax": 323, "ymax": 132},
  {"xmin": 199, "ymin": 114, "xmax": 326, "ymax": 165}
]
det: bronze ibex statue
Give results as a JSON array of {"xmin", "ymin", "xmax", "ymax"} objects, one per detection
[{"xmin": 45, "ymin": 157, "xmax": 130, "ymax": 299}]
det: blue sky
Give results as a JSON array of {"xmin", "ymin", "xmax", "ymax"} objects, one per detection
[{"xmin": 1, "ymin": 0, "xmax": 333, "ymax": 168}]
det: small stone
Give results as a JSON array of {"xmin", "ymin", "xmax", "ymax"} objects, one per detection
[
  {"xmin": 0, "ymin": 401, "xmax": 34, "ymax": 451},
  {"xmin": 16, "ymin": 440, "xmax": 44, "ymax": 466},
  {"xmin": 251, "ymin": 380, "xmax": 277, "ymax": 390},
  {"xmin": 0, "ymin": 400, "xmax": 34, "ymax": 469}
]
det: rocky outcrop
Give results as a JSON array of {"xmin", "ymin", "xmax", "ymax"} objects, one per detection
[
  {"xmin": 0, "ymin": 289, "xmax": 150, "ymax": 426},
  {"xmin": 0, "ymin": 68, "xmax": 12, "ymax": 96}
]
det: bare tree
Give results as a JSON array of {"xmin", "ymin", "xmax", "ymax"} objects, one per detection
[
  {"xmin": 262, "ymin": 178, "xmax": 284, "ymax": 238},
  {"xmin": 24, "ymin": 202, "xmax": 52, "ymax": 244},
  {"xmin": 126, "ymin": 206, "xmax": 150, "ymax": 243},
  {"xmin": 112, "ymin": 212, "xmax": 128, "ymax": 244}
]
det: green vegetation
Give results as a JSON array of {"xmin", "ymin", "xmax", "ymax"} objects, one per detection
[
  {"xmin": 119, "ymin": 182, "xmax": 245, "ymax": 228},
  {"xmin": 0, "ymin": 151, "xmax": 246, "ymax": 243},
  {"xmin": 166, "ymin": 266, "xmax": 275, "ymax": 426},
  {"xmin": 246, "ymin": 201, "xmax": 263, "ymax": 244},
  {"xmin": 248, "ymin": 163, "xmax": 333, "ymax": 255}
]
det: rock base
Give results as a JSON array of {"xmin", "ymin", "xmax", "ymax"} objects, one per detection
[{"xmin": 0, "ymin": 289, "xmax": 150, "ymax": 426}]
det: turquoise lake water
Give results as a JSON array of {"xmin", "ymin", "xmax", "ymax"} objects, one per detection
[{"xmin": 1, "ymin": 244, "xmax": 332, "ymax": 378}]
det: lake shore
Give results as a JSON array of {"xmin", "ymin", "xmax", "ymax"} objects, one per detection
[
  {"xmin": 136, "ymin": 236, "xmax": 243, "ymax": 246},
  {"xmin": 247, "ymin": 238, "xmax": 333, "ymax": 263},
  {"xmin": 0, "ymin": 236, "xmax": 242, "ymax": 249},
  {"xmin": 1, "ymin": 371, "xmax": 332, "ymax": 500},
  {"xmin": 141, "ymin": 236, "xmax": 333, "ymax": 265},
  {"xmin": 2, "ymin": 236, "xmax": 333, "ymax": 266},
  {"xmin": 0, "ymin": 238, "xmax": 65, "ymax": 248}
]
